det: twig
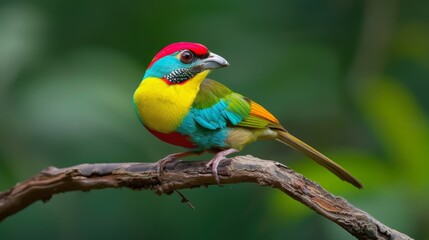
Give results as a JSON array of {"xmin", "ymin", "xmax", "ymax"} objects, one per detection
[
  {"xmin": 0, "ymin": 155, "xmax": 412, "ymax": 240},
  {"xmin": 175, "ymin": 190, "xmax": 195, "ymax": 210}
]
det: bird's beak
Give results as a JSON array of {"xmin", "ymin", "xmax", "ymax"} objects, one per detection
[{"xmin": 198, "ymin": 52, "xmax": 229, "ymax": 70}]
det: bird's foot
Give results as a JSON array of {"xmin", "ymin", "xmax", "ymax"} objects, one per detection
[
  {"xmin": 206, "ymin": 148, "xmax": 238, "ymax": 184},
  {"xmin": 156, "ymin": 154, "xmax": 179, "ymax": 173},
  {"xmin": 156, "ymin": 151, "xmax": 195, "ymax": 173}
]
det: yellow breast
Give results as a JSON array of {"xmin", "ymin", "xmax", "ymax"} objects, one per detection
[{"xmin": 133, "ymin": 70, "xmax": 209, "ymax": 133}]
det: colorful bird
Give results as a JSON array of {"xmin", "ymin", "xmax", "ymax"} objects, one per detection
[{"xmin": 134, "ymin": 42, "xmax": 362, "ymax": 188}]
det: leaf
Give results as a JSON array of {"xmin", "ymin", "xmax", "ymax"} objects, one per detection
[{"xmin": 359, "ymin": 78, "xmax": 429, "ymax": 190}]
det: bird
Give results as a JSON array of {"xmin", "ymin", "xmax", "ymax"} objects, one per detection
[{"xmin": 133, "ymin": 42, "xmax": 363, "ymax": 189}]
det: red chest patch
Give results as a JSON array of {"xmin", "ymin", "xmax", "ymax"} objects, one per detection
[{"xmin": 146, "ymin": 127, "xmax": 196, "ymax": 149}]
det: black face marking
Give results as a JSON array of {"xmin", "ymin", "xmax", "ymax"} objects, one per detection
[{"xmin": 164, "ymin": 65, "xmax": 203, "ymax": 84}]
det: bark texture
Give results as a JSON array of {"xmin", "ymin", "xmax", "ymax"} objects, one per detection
[{"xmin": 0, "ymin": 155, "xmax": 412, "ymax": 240}]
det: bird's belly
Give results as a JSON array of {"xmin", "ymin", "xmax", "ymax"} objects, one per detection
[
  {"xmin": 225, "ymin": 127, "xmax": 277, "ymax": 150},
  {"xmin": 146, "ymin": 127, "xmax": 196, "ymax": 148}
]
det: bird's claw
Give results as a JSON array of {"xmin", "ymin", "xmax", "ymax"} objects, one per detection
[
  {"xmin": 206, "ymin": 148, "xmax": 238, "ymax": 186},
  {"xmin": 156, "ymin": 151, "xmax": 196, "ymax": 174},
  {"xmin": 156, "ymin": 155, "xmax": 179, "ymax": 174},
  {"xmin": 206, "ymin": 160, "xmax": 224, "ymax": 186}
]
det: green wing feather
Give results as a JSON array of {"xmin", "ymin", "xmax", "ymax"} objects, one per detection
[{"xmin": 192, "ymin": 79, "xmax": 278, "ymax": 130}]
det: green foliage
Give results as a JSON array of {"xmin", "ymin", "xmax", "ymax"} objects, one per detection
[{"xmin": 360, "ymin": 78, "xmax": 429, "ymax": 191}]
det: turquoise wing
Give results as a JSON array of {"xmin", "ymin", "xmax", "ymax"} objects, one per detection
[
  {"xmin": 176, "ymin": 79, "xmax": 251, "ymax": 149},
  {"xmin": 190, "ymin": 79, "xmax": 251, "ymax": 129},
  {"xmin": 190, "ymin": 78, "xmax": 281, "ymax": 130},
  {"xmin": 176, "ymin": 78, "xmax": 282, "ymax": 149}
]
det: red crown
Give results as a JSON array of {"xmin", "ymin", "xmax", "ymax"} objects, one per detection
[{"xmin": 147, "ymin": 42, "xmax": 209, "ymax": 69}]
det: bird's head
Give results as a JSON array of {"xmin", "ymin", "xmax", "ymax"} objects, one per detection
[{"xmin": 143, "ymin": 42, "xmax": 229, "ymax": 84}]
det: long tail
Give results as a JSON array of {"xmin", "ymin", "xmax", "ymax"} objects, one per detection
[{"xmin": 276, "ymin": 130, "xmax": 363, "ymax": 189}]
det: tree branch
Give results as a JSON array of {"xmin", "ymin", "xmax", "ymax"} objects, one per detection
[{"xmin": 0, "ymin": 155, "xmax": 412, "ymax": 240}]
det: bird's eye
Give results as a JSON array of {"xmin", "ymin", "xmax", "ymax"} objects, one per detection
[{"xmin": 180, "ymin": 50, "xmax": 194, "ymax": 64}]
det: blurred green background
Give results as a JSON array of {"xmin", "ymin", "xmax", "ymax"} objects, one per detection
[{"xmin": 0, "ymin": 0, "xmax": 428, "ymax": 239}]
